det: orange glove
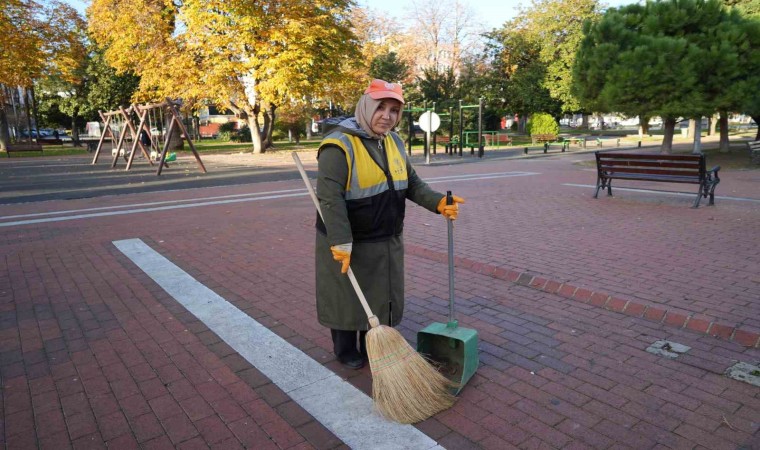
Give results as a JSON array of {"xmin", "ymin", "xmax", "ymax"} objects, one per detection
[
  {"xmin": 437, "ymin": 194, "xmax": 465, "ymax": 220},
  {"xmin": 330, "ymin": 243, "xmax": 352, "ymax": 274}
]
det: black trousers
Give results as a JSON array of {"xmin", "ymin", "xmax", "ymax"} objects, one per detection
[{"xmin": 331, "ymin": 329, "xmax": 368, "ymax": 359}]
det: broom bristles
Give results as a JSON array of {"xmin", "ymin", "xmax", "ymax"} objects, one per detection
[{"xmin": 366, "ymin": 325, "xmax": 456, "ymax": 424}]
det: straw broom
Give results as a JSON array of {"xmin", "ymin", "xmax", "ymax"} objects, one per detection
[{"xmin": 293, "ymin": 152, "xmax": 456, "ymax": 424}]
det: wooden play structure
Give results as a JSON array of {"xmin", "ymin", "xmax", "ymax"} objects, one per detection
[{"xmin": 90, "ymin": 99, "xmax": 206, "ymax": 175}]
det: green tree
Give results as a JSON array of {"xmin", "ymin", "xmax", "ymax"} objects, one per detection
[
  {"xmin": 483, "ymin": 28, "xmax": 561, "ymax": 132},
  {"xmin": 369, "ymin": 52, "xmax": 409, "ymax": 83},
  {"xmin": 413, "ymin": 66, "xmax": 458, "ymax": 106},
  {"xmin": 513, "ymin": 0, "xmax": 602, "ymax": 114},
  {"xmin": 573, "ymin": 0, "xmax": 759, "ymax": 152},
  {"xmin": 724, "ymin": 0, "xmax": 760, "ymax": 139}
]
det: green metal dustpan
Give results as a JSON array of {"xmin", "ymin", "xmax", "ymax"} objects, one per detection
[{"xmin": 417, "ymin": 192, "xmax": 479, "ymax": 395}]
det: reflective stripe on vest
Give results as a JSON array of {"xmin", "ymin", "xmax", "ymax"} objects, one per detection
[{"xmin": 320, "ymin": 132, "xmax": 409, "ymax": 200}]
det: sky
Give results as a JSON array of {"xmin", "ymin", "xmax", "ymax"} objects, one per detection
[
  {"xmin": 359, "ymin": 0, "xmax": 640, "ymax": 30},
  {"xmin": 65, "ymin": 0, "xmax": 637, "ymax": 30}
]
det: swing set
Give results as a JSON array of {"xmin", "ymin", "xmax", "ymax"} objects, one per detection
[{"xmin": 91, "ymin": 99, "xmax": 206, "ymax": 176}]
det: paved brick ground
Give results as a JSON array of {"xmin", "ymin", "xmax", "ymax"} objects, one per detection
[{"xmin": 1, "ymin": 145, "xmax": 758, "ymax": 449}]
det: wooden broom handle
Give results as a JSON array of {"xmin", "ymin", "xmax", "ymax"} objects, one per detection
[{"xmin": 292, "ymin": 152, "xmax": 380, "ymax": 328}]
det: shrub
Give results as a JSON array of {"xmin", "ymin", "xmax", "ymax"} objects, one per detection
[
  {"xmin": 216, "ymin": 122, "xmax": 237, "ymax": 142},
  {"xmin": 527, "ymin": 113, "xmax": 559, "ymax": 136},
  {"xmin": 218, "ymin": 122, "xmax": 236, "ymax": 133},
  {"xmin": 231, "ymin": 125, "xmax": 252, "ymax": 142}
]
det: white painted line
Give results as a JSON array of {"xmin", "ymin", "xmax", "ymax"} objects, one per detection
[
  {"xmin": 0, "ymin": 188, "xmax": 305, "ymax": 220},
  {"xmin": 113, "ymin": 238, "xmax": 444, "ymax": 450},
  {"xmin": 1, "ymin": 172, "xmax": 538, "ymax": 227},
  {"xmin": 563, "ymin": 183, "xmax": 760, "ymax": 203},
  {"xmin": 0, "ymin": 192, "xmax": 306, "ymax": 227}
]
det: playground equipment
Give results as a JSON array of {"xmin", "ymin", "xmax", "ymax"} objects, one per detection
[
  {"xmin": 404, "ymin": 98, "xmax": 510, "ymax": 161},
  {"xmin": 129, "ymin": 100, "xmax": 206, "ymax": 175},
  {"xmin": 456, "ymin": 98, "xmax": 484, "ymax": 158},
  {"xmin": 91, "ymin": 100, "xmax": 206, "ymax": 176},
  {"xmin": 91, "ymin": 106, "xmax": 152, "ymax": 167}
]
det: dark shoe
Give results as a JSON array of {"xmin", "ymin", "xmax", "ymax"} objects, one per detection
[{"xmin": 338, "ymin": 351, "xmax": 365, "ymax": 369}]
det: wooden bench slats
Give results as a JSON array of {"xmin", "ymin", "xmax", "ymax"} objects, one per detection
[
  {"xmin": 598, "ymin": 153, "xmax": 701, "ymax": 161},
  {"xmin": 603, "ymin": 173, "xmax": 701, "ymax": 184},
  {"xmin": 5, "ymin": 143, "xmax": 43, "ymax": 157},
  {"xmin": 599, "ymin": 160, "xmax": 701, "ymax": 169},
  {"xmin": 594, "ymin": 151, "xmax": 720, "ymax": 208},
  {"xmin": 601, "ymin": 167, "xmax": 702, "ymax": 177}
]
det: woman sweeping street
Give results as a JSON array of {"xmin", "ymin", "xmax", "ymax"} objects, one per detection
[{"xmin": 315, "ymin": 79, "xmax": 465, "ymax": 369}]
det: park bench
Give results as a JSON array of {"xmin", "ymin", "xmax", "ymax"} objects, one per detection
[
  {"xmin": 531, "ymin": 133, "xmax": 557, "ymax": 144},
  {"xmin": 563, "ymin": 136, "xmax": 586, "ymax": 149},
  {"xmin": 748, "ymin": 140, "xmax": 760, "ymax": 164},
  {"xmin": 484, "ymin": 133, "xmax": 512, "ymax": 146},
  {"xmin": 524, "ymin": 134, "xmax": 568, "ymax": 154},
  {"xmin": 594, "ymin": 151, "xmax": 720, "ymax": 208},
  {"xmin": 5, "ymin": 143, "xmax": 43, "ymax": 157},
  {"xmin": 595, "ymin": 137, "xmax": 620, "ymax": 147},
  {"xmin": 39, "ymin": 138, "xmax": 64, "ymax": 146}
]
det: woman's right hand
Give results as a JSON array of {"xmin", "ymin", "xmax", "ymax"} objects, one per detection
[{"xmin": 330, "ymin": 243, "xmax": 352, "ymax": 274}]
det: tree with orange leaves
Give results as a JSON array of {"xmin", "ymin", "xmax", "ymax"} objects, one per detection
[{"xmin": 88, "ymin": 0, "xmax": 362, "ymax": 153}]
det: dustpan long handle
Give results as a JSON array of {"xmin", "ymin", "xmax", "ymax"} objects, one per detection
[
  {"xmin": 446, "ymin": 191, "xmax": 455, "ymax": 323},
  {"xmin": 292, "ymin": 152, "xmax": 380, "ymax": 328}
]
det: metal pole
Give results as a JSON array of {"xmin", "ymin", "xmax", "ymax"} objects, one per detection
[
  {"xmin": 423, "ymin": 101, "xmax": 428, "ymax": 162},
  {"xmin": 458, "ymin": 100, "xmax": 463, "ymax": 156},
  {"xmin": 448, "ymin": 106, "xmax": 454, "ymax": 155},
  {"xmin": 432, "ymin": 102, "xmax": 437, "ymax": 155},
  {"xmin": 446, "ymin": 191, "xmax": 455, "ymax": 323},
  {"xmin": 478, "ymin": 97, "xmax": 484, "ymax": 158},
  {"xmin": 407, "ymin": 103, "xmax": 413, "ymax": 156}
]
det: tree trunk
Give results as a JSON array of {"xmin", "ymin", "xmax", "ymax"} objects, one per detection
[
  {"xmin": 580, "ymin": 113, "xmax": 589, "ymax": 129},
  {"xmin": 24, "ymin": 88, "xmax": 33, "ymax": 143},
  {"xmin": 661, "ymin": 117, "xmax": 676, "ymax": 153},
  {"xmin": 687, "ymin": 119, "xmax": 696, "ymax": 140},
  {"xmin": 261, "ymin": 111, "xmax": 272, "ymax": 150},
  {"xmin": 248, "ymin": 114, "xmax": 263, "ymax": 154},
  {"xmin": 638, "ymin": 116, "xmax": 650, "ymax": 138},
  {"xmin": 709, "ymin": 113, "xmax": 718, "ymax": 136},
  {"xmin": 752, "ymin": 115, "xmax": 760, "ymax": 141},
  {"xmin": 166, "ymin": 107, "xmax": 184, "ymax": 151},
  {"xmin": 518, "ymin": 115, "xmax": 527, "ymax": 133},
  {"xmin": 719, "ymin": 111, "xmax": 730, "ymax": 152},
  {"xmin": 0, "ymin": 105, "xmax": 10, "ymax": 151},
  {"xmin": 692, "ymin": 116, "xmax": 702, "ymax": 155},
  {"xmin": 71, "ymin": 113, "xmax": 81, "ymax": 147},
  {"xmin": 193, "ymin": 116, "xmax": 201, "ymax": 140},
  {"xmin": 30, "ymin": 85, "xmax": 40, "ymax": 142},
  {"xmin": 263, "ymin": 104, "xmax": 276, "ymax": 150},
  {"xmin": 6, "ymin": 85, "xmax": 19, "ymax": 142}
]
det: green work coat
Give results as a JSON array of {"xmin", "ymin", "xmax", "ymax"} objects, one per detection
[{"xmin": 315, "ymin": 118, "xmax": 443, "ymax": 330}]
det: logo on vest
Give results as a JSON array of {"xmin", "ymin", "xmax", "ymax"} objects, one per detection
[{"xmin": 392, "ymin": 156, "xmax": 404, "ymax": 176}]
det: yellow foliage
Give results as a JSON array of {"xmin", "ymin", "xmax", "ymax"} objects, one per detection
[
  {"xmin": 0, "ymin": 0, "xmax": 46, "ymax": 87},
  {"xmin": 88, "ymin": 0, "xmax": 362, "ymax": 116}
]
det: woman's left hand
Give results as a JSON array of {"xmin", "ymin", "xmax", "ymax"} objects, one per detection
[{"xmin": 437, "ymin": 195, "xmax": 465, "ymax": 220}]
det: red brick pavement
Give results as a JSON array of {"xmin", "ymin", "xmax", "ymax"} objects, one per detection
[{"xmin": 1, "ymin": 149, "xmax": 758, "ymax": 449}]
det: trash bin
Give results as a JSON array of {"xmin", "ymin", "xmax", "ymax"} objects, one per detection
[{"xmin": 681, "ymin": 127, "xmax": 688, "ymax": 138}]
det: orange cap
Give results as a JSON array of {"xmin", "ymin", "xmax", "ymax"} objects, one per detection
[{"xmin": 364, "ymin": 79, "xmax": 404, "ymax": 104}]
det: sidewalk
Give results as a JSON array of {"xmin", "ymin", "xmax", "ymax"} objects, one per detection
[{"xmin": 1, "ymin": 149, "xmax": 758, "ymax": 449}]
